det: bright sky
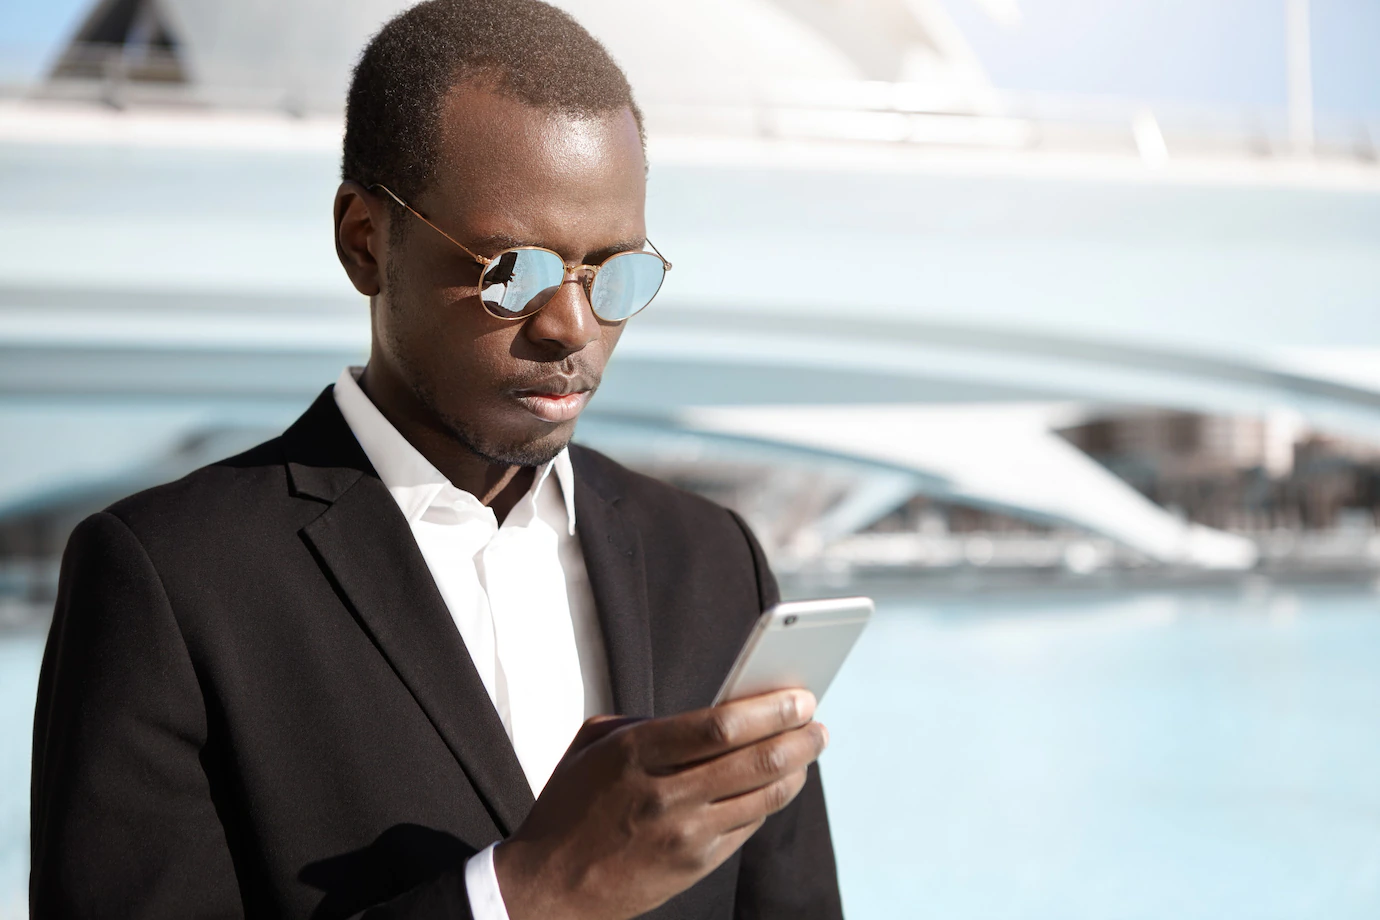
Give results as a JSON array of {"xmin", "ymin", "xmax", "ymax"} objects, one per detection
[
  {"xmin": 1, "ymin": 0, "xmax": 1377, "ymax": 117},
  {"xmin": 947, "ymin": 0, "xmax": 1380, "ymax": 117}
]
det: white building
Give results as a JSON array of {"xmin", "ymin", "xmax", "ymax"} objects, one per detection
[{"xmin": 3, "ymin": 0, "xmax": 1380, "ymax": 574}]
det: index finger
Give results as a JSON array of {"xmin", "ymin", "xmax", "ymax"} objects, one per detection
[{"xmin": 630, "ymin": 688, "xmax": 817, "ymax": 772}]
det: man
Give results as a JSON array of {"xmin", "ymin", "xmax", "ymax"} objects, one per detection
[{"xmin": 30, "ymin": 1, "xmax": 843, "ymax": 917}]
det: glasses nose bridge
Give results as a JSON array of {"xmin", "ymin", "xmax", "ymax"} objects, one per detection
[
  {"xmin": 563, "ymin": 260, "xmax": 600, "ymax": 279},
  {"xmin": 561, "ymin": 261, "xmax": 601, "ymax": 298}
]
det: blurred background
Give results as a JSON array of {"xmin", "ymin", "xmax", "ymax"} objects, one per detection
[{"xmin": 2, "ymin": 0, "xmax": 1379, "ymax": 916}]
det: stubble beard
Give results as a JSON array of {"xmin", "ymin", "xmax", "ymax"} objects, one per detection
[{"xmin": 412, "ymin": 370, "xmax": 574, "ymax": 468}]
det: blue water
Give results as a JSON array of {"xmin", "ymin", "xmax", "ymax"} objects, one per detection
[
  {"xmin": 819, "ymin": 585, "xmax": 1380, "ymax": 919},
  {"xmin": 0, "ymin": 634, "xmax": 41, "ymax": 920},
  {"xmin": 2, "ymin": 584, "xmax": 1378, "ymax": 918}
]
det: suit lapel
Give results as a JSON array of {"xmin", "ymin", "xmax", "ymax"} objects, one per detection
[
  {"xmin": 285, "ymin": 390, "xmax": 534, "ymax": 837},
  {"xmin": 571, "ymin": 449, "xmax": 655, "ymax": 719}
]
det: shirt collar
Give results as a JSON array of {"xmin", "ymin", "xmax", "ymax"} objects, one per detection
[
  {"xmin": 548, "ymin": 442, "xmax": 578, "ymax": 535},
  {"xmin": 333, "ymin": 366, "xmax": 577, "ymax": 535}
]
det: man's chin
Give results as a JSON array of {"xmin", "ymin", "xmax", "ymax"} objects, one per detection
[
  {"xmin": 480, "ymin": 438, "xmax": 570, "ymax": 469},
  {"xmin": 449, "ymin": 417, "xmax": 576, "ymax": 468}
]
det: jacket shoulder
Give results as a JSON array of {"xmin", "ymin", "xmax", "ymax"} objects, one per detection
[{"xmin": 102, "ymin": 436, "xmax": 291, "ymax": 538}]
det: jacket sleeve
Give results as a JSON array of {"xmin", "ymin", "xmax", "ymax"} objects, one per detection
[
  {"xmin": 30, "ymin": 511, "xmax": 244, "ymax": 917},
  {"xmin": 725, "ymin": 512, "xmax": 846, "ymax": 920}
]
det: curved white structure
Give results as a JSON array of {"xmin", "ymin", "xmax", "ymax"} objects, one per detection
[{"xmin": 3, "ymin": 0, "xmax": 1380, "ymax": 566}]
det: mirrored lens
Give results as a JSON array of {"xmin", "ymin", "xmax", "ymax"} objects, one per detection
[
  {"xmin": 480, "ymin": 248, "xmax": 566, "ymax": 318},
  {"xmin": 590, "ymin": 252, "xmax": 666, "ymax": 321}
]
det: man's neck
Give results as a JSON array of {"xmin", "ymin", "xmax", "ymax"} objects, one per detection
[{"xmin": 356, "ymin": 363, "xmax": 536, "ymax": 524}]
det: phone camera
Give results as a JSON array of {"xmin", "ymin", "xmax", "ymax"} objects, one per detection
[{"xmin": 784, "ymin": 615, "xmax": 798, "ymax": 626}]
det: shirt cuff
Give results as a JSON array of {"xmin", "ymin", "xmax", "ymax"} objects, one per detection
[{"xmin": 464, "ymin": 843, "xmax": 512, "ymax": 920}]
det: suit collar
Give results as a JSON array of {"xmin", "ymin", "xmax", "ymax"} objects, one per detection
[
  {"xmin": 283, "ymin": 387, "xmax": 535, "ymax": 836},
  {"xmin": 282, "ymin": 387, "xmax": 372, "ymax": 505},
  {"xmin": 570, "ymin": 446, "xmax": 656, "ymax": 719}
]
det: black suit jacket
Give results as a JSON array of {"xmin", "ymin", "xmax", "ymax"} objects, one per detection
[{"xmin": 30, "ymin": 388, "xmax": 843, "ymax": 919}]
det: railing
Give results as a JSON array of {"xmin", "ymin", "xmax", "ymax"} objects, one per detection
[
  {"xmin": 1, "ymin": 54, "xmax": 1377, "ymax": 167},
  {"xmin": 641, "ymin": 79, "xmax": 1379, "ymax": 166}
]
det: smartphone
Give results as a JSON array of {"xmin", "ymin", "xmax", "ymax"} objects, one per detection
[{"xmin": 712, "ymin": 596, "xmax": 873, "ymax": 706}]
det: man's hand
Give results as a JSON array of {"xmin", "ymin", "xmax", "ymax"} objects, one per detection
[{"xmin": 492, "ymin": 689, "xmax": 828, "ymax": 920}]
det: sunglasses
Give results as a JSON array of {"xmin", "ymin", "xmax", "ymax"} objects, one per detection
[{"xmin": 369, "ymin": 184, "xmax": 671, "ymax": 323}]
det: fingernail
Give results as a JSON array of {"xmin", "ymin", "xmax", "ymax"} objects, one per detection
[
  {"xmin": 819, "ymin": 723, "xmax": 830, "ymax": 748},
  {"xmin": 794, "ymin": 690, "xmax": 816, "ymax": 720}
]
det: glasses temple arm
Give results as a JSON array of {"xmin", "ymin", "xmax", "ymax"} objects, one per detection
[
  {"xmin": 371, "ymin": 183, "xmax": 670, "ymax": 274},
  {"xmin": 645, "ymin": 238, "xmax": 672, "ymax": 270},
  {"xmin": 367, "ymin": 183, "xmax": 490, "ymax": 266}
]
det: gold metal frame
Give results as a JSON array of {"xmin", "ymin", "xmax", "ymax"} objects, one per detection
[{"xmin": 369, "ymin": 183, "xmax": 671, "ymax": 322}]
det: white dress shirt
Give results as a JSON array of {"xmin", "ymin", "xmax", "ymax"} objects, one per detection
[{"xmin": 334, "ymin": 368, "xmax": 612, "ymax": 920}]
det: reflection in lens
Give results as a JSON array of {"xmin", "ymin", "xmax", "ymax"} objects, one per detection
[
  {"xmin": 480, "ymin": 249, "xmax": 566, "ymax": 318},
  {"xmin": 590, "ymin": 252, "xmax": 666, "ymax": 321}
]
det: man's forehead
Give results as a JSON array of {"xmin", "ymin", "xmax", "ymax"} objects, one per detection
[
  {"xmin": 432, "ymin": 82, "xmax": 644, "ymax": 201},
  {"xmin": 420, "ymin": 82, "xmax": 646, "ymax": 256}
]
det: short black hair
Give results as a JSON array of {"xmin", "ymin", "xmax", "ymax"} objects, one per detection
[{"xmin": 343, "ymin": 0, "xmax": 644, "ymax": 210}]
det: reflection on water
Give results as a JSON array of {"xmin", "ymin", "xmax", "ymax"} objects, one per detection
[{"xmin": 2, "ymin": 584, "xmax": 1378, "ymax": 918}]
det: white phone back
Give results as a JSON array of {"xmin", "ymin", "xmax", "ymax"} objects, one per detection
[{"xmin": 713, "ymin": 596, "xmax": 873, "ymax": 705}]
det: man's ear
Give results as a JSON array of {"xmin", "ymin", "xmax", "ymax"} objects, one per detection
[{"xmin": 334, "ymin": 180, "xmax": 385, "ymax": 297}]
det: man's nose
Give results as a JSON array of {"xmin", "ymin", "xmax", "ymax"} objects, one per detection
[{"xmin": 523, "ymin": 274, "xmax": 600, "ymax": 356}]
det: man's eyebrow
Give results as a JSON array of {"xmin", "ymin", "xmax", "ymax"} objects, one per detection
[
  {"xmin": 466, "ymin": 232, "xmax": 533, "ymax": 254},
  {"xmin": 467, "ymin": 234, "xmax": 650, "ymax": 262},
  {"xmin": 586, "ymin": 238, "xmax": 649, "ymax": 262}
]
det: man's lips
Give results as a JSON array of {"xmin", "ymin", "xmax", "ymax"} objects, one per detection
[{"xmin": 511, "ymin": 377, "xmax": 594, "ymax": 423}]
